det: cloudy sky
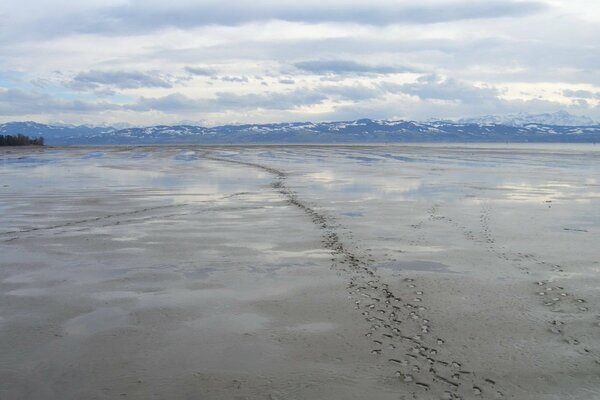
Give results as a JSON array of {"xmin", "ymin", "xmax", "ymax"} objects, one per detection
[{"xmin": 1, "ymin": 0, "xmax": 599, "ymax": 125}]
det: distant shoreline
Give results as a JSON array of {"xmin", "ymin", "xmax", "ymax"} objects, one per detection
[{"xmin": 0, "ymin": 134, "xmax": 44, "ymax": 146}]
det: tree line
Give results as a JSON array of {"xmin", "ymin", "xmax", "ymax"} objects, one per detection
[{"xmin": 0, "ymin": 134, "xmax": 44, "ymax": 146}]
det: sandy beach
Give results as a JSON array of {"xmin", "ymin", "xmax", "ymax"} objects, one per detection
[{"xmin": 1, "ymin": 145, "xmax": 599, "ymax": 399}]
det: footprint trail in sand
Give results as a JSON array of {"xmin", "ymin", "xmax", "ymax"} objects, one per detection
[{"xmin": 205, "ymin": 152, "xmax": 505, "ymax": 400}]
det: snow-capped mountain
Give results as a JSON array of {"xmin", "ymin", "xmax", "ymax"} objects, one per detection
[
  {"xmin": 2, "ymin": 117, "xmax": 599, "ymax": 144},
  {"xmin": 459, "ymin": 111, "xmax": 596, "ymax": 127}
]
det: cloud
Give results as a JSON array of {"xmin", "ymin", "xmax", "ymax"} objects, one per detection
[
  {"xmin": 294, "ymin": 60, "xmax": 415, "ymax": 75},
  {"xmin": 2, "ymin": 1, "xmax": 600, "ymax": 125},
  {"xmin": 166, "ymin": 1, "xmax": 544, "ymax": 26},
  {"xmin": 0, "ymin": 84, "xmax": 376, "ymax": 118},
  {"xmin": 70, "ymin": 70, "xmax": 172, "ymax": 90},
  {"xmin": 2, "ymin": 1, "xmax": 547, "ymax": 40},
  {"xmin": 322, "ymin": 85, "xmax": 382, "ymax": 101},
  {"xmin": 127, "ymin": 93, "xmax": 199, "ymax": 112},
  {"xmin": 382, "ymin": 75, "xmax": 500, "ymax": 104},
  {"xmin": 563, "ymin": 89, "xmax": 600, "ymax": 99},
  {"xmin": 129, "ymin": 90, "xmax": 324, "ymax": 113},
  {"xmin": 3, "ymin": 82, "xmax": 600, "ymax": 126},
  {"xmin": 184, "ymin": 66, "xmax": 216, "ymax": 76},
  {"xmin": 127, "ymin": 83, "xmax": 381, "ymax": 113},
  {"xmin": 220, "ymin": 76, "xmax": 249, "ymax": 83},
  {"xmin": 0, "ymin": 88, "xmax": 118, "ymax": 115}
]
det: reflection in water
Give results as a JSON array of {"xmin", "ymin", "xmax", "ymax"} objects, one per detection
[
  {"xmin": 1, "ymin": 144, "xmax": 599, "ymax": 399},
  {"xmin": 341, "ymin": 211, "xmax": 364, "ymax": 217},
  {"xmin": 80, "ymin": 151, "xmax": 105, "ymax": 159},
  {"xmin": 376, "ymin": 260, "xmax": 456, "ymax": 273},
  {"xmin": 64, "ymin": 307, "xmax": 129, "ymax": 335},
  {"xmin": 287, "ymin": 322, "xmax": 336, "ymax": 332},
  {"xmin": 6, "ymin": 287, "xmax": 49, "ymax": 296},
  {"xmin": 185, "ymin": 313, "xmax": 269, "ymax": 333},
  {"xmin": 246, "ymin": 145, "xmax": 600, "ymax": 206},
  {"xmin": 174, "ymin": 151, "xmax": 198, "ymax": 161},
  {"xmin": 130, "ymin": 152, "xmax": 149, "ymax": 159},
  {"xmin": 1, "ymin": 156, "xmax": 56, "ymax": 166}
]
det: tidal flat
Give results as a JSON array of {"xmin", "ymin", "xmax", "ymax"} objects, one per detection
[{"xmin": 1, "ymin": 144, "xmax": 599, "ymax": 400}]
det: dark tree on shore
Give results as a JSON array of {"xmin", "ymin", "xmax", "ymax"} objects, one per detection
[{"xmin": 0, "ymin": 134, "xmax": 44, "ymax": 146}]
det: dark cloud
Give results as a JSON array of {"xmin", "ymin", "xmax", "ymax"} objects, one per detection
[
  {"xmin": 3, "ymin": 1, "xmax": 547, "ymax": 41},
  {"xmin": 294, "ymin": 60, "xmax": 415, "ymax": 75},
  {"xmin": 94, "ymin": 1, "xmax": 547, "ymax": 32},
  {"xmin": 184, "ymin": 66, "xmax": 216, "ymax": 76},
  {"xmin": 70, "ymin": 70, "xmax": 172, "ymax": 90},
  {"xmin": 220, "ymin": 76, "xmax": 249, "ymax": 83}
]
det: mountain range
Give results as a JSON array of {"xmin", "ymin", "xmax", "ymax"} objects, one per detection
[
  {"xmin": 1, "ymin": 112, "xmax": 599, "ymax": 144},
  {"xmin": 458, "ymin": 111, "xmax": 596, "ymax": 127}
]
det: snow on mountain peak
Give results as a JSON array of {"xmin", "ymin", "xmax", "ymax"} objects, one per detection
[{"xmin": 459, "ymin": 111, "xmax": 596, "ymax": 127}]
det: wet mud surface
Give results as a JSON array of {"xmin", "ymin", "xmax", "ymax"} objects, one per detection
[{"xmin": 1, "ymin": 144, "xmax": 600, "ymax": 399}]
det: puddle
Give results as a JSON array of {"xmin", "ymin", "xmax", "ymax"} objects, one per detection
[
  {"xmin": 130, "ymin": 152, "xmax": 149, "ymax": 159},
  {"xmin": 341, "ymin": 211, "xmax": 364, "ymax": 217},
  {"xmin": 256, "ymin": 151, "xmax": 276, "ymax": 158},
  {"xmin": 64, "ymin": 307, "xmax": 129, "ymax": 335},
  {"xmin": 382, "ymin": 154, "xmax": 417, "ymax": 163},
  {"xmin": 287, "ymin": 322, "xmax": 336, "ymax": 333},
  {"xmin": 4, "ymin": 274, "xmax": 38, "ymax": 284},
  {"xmin": 80, "ymin": 151, "xmax": 105, "ymax": 159},
  {"xmin": 185, "ymin": 313, "xmax": 269, "ymax": 333},
  {"xmin": 6, "ymin": 288, "xmax": 48, "ymax": 296},
  {"xmin": 1, "ymin": 156, "xmax": 55, "ymax": 166},
  {"xmin": 346, "ymin": 156, "xmax": 380, "ymax": 163},
  {"xmin": 214, "ymin": 151, "xmax": 239, "ymax": 157},
  {"xmin": 91, "ymin": 291, "xmax": 140, "ymax": 301},
  {"xmin": 376, "ymin": 260, "xmax": 457, "ymax": 273},
  {"xmin": 175, "ymin": 151, "xmax": 198, "ymax": 161},
  {"xmin": 183, "ymin": 268, "xmax": 220, "ymax": 280}
]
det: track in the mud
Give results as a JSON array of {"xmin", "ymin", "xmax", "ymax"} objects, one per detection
[
  {"xmin": 204, "ymin": 153, "xmax": 505, "ymax": 400},
  {"xmin": 428, "ymin": 203, "xmax": 598, "ymax": 362}
]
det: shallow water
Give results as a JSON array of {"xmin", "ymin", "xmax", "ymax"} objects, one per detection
[
  {"xmin": 376, "ymin": 260, "xmax": 457, "ymax": 273},
  {"xmin": 1, "ymin": 144, "xmax": 600, "ymax": 400}
]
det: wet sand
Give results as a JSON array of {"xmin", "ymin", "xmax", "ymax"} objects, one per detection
[{"xmin": 1, "ymin": 145, "xmax": 599, "ymax": 399}]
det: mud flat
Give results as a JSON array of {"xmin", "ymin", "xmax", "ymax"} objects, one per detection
[{"xmin": 1, "ymin": 144, "xmax": 600, "ymax": 399}]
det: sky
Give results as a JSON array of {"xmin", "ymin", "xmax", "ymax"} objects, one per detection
[{"xmin": 0, "ymin": 0, "xmax": 599, "ymax": 126}]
